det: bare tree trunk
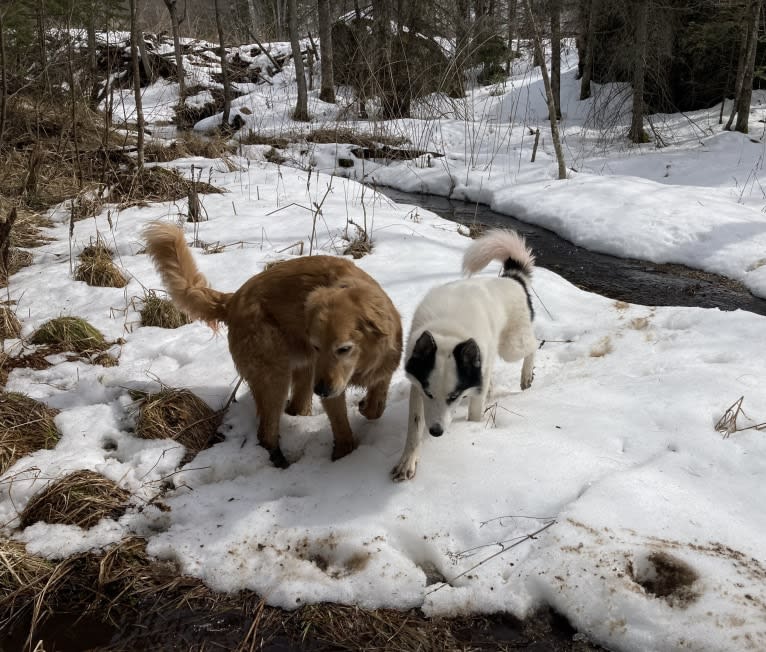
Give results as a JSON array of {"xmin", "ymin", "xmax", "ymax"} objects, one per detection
[
  {"xmin": 628, "ymin": 0, "xmax": 649, "ymax": 143},
  {"xmin": 289, "ymin": 0, "xmax": 309, "ymax": 120},
  {"xmin": 245, "ymin": 0, "xmax": 258, "ymax": 38},
  {"xmin": 136, "ymin": 30, "xmax": 155, "ymax": 86},
  {"xmin": 550, "ymin": 0, "xmax": 561, "ymax": 119},
  {"xmin": 735, "ymin": 0, "xmax": 763, "ymax": 133},
  {"xmin": 579, "ymin": 0, "xmax": 597, "ymax": 100},
  {"xmin": 0, "ymin": 10, "xmax": 7, "ymax": 149},
  {"xmin": 506, "ymin": 0, "xmax": 518, "ymax": 73},
  {"xmin": 524, "ymin": 0, "xmax": 566, "ymax": 179},
  {"xmin": 455, "ymin": 0, "xmax": 471, "ymax": 82},
  {"xmin": 130, "ymin": 0, "xmax": 145, "ymax": 168},
  {"xmin": 66, "ymin": 10, "xmax": 83, "ymax": 187},
  {"xmin": 726, "ymin": 3, "xmax": 751, "ymax": 130},
  {"xmin": 214, "ymin": 0, "xmax": 232, "ymax": 126},
  {"xmin": 163, "ymin": 0, "xmax": 185, "ymax": 99},
  {"xmin": 86, "ymin": 3, "xmax": 100, "ymax": 107},
  {"xmin": 317, "ymin": 0, "xmax": 335, "ymax": 103},
  {"xmin": 37, "ymin": 0, "xmax": 50, "ymax": 93}
]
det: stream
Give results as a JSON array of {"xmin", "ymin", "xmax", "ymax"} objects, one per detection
[{"xmin": 376, "ymin": 187, "xmax": 766, "ymax": 317}]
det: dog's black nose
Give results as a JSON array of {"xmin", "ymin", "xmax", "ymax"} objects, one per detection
[
  {"xmin": 429, "ymin": 424, "xmax": 443, "ymax": 437},
  {"xmin": 314, "ymin": 381, "xmax": 331, "ymax": 398}
]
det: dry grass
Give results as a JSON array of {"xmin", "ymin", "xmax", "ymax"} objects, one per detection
[
  {"xmin": 145, "ymin": 133, "xmax": 236, "ymax": 163},
  {"xmin": 342, "ymin": 230, "xmax": 373, "ymax": 259},
  {"xmin": 9, "ymin": 210, "xmax": 54, "ymax": 249},
  {"xmin": 263, "ymin": 146, "xmax": 287, "ymax": 164},
  {"xmin": 0, "ymin": 540, "xmax": 56, "ymax": 598},
  {"xmin": 20, "ymin": 470, "xmax": 131, "ymax": 529},
  {"xmin": 105, "ymin": 166, "xmax": 224, "ymax": 208},
  {"xmin": 240, "ymin": 127, "xmax": 408, "ymax": 149},
  {"xmin": 74, "ymin": 240, "xmax": 128, "ymax": 288},
  {"xmin": 139, "ymin": 291, "xmax": 190, "ymax": 329},
  {"xmin": 133, "ymin": 388, "xmax": 222, "ymax": 454},
  {"xmin": 0, "ymin": 391, "xmax": 60, "ymax": 475},
  {"xmin": 0, "ymin": 249, "xmax": 35, "ymax": 288},
  {"xmin": 457, "ymin": 223, "xmax": 486, "ymax": 239},
  {"xmin": 30, "ymin": 317, "xmax": 109, "ymax": 354},
  {"xmin": 297, "ymin": 604, "xmax": 463, "ymax": 651},
  {"xmin": 0, "ymin": 536, "xmax": 603, "ymax": 651},
  {"xmin": 240, "ymin": 132, "xmax": 290, "ymax": 148},
  {"xmin": 0, "ymin": 306, "xmax": 22, "ymax": 339}
]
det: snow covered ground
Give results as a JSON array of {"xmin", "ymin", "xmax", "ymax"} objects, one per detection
[{"xmin": 2, "ymin": 36, "xmax": 765, "ymax": 652}]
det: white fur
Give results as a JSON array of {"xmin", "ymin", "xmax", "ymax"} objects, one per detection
[{"xmin": 391, "ymin": 274, "xmax": 536, "ymax": 482}]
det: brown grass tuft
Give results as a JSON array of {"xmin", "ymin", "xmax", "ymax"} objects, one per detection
[
  {"xmin": 7, "ymin": 207, "xmax": 54, "ymax": 249},
  {"xmin": 20, "ymin": 470, "xmax": 131, "ymax": 529},
  {"xmin": 297, "ymin": 604, "xmax": 461, "ymax": 651},
  {"xmin": 263, "ymin": 146, "xmax": 287, "ymax": 165},
  {"xmin": 30, "ymin": 317, "xmax": 109, "ymax": 354},
  {"xmin": 134, "ymin": 388, "xmax": 222, "ymax": 454},
  {"xmin": 145, "ymin": 133, "xmax": 236, "ymax": 163},
  {"xmin": 0, "ymin": 391, "xmax": 60, "ymax": 476},
  {"xmin": 457, "ymin": 222, "xmax": 486, "ymax": 239},
  {"xmin": 0, "ymin": 306, "xmax": 22, "ymax": 339},
  {"xmin": 139, "ymin": 291, "xmax": 190, "ymax": 329},
  {"xmin": 74, "ymin": 241, "xmax": 128, "ymax": 288},
  {"xmin": 105, "ymin": 166, "xmax": 224, "ymax": 208},
  {"xmin": 342, "ymin": 227, "xmax": 373, "ymax": 259}
]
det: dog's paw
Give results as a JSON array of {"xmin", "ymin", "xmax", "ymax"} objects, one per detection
[
  {"xmin": 285, "ymin": 401, "xmax": 312, "ymax": 417},
  {"xmin": 520, "ymin": 371, "xmax": 534, "ymax": 390},
  {"xmin": 391, "ymin": 456, "xmax": 418, "ymax": 482},
  {"xmin": 269, "ymin": 447, "xmax": 290, "ymax": 469},
  {"xmin": 359, "ymin": 395, "xmax": 386, "ymax": 420},
  {"xmin": 331, "ymin": 441, "xmax": 356, "ymax": 461}
]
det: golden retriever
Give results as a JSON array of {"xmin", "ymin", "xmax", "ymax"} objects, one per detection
[{"xmin": 143, "ymin": 223, "xmax": 402, "ymax": 468}]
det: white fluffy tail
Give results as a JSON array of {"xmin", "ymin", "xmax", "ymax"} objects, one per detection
[{"xmin": 462, "ymin": 229, "xmax": 535, "ymax": 277}]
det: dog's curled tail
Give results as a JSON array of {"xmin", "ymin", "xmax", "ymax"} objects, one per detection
[
  {"xmin": 143, "ymin": 222, "xmax": 231, "ymax": 325},
  {"xmin": 462, "ymin": 229, "xmax": 535, "ymax": 278}
]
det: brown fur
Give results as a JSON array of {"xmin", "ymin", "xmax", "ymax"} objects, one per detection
[{"xmin": 143, "ymin": 223, "xmax": 403, "ymax": 467}]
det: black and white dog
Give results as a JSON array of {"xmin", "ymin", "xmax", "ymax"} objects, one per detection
[{"xmin": 391, "ymin": 229, "xmax": 537, "ymax": 482}]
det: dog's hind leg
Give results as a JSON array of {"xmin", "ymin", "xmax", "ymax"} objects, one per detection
[
  {"xmin": 285, "ymin": 365, "xmax": 313, "ymax": 416},
  {"xmin": 250, "ymin": 370, "xmax": 291, "ymax": 469},
  {"xmin": 322, "ymin": 392, "xmax": 355, "ymax": 461},
  {"xmin": 520, "ymin": 352, "xmax": 535, "ymax": 390},
  {"xmin": 391, "ymin": 385, "xmax": 424, "ymax": 482}
]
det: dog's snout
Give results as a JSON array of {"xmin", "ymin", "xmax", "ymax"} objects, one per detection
[
  {"xmin": 429, "ymin": 423, "xmax": 444, "ymax": 437},
  {"xmin": 314, "ymin": 380, "xmax": 331, "ymax": 398}
]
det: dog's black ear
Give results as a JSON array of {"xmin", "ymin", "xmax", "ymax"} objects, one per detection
[
  {"xmin": 453, "ymin": 339, "xmax": 482, "ymax": 390},
  {"xmin": 405, "ymin": 331, "xmax": 437, "ymax": 387}
]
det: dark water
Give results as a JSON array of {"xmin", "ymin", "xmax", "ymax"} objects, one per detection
[{"xmin": 376, "ymin": 187, "xmax": 766, "ymax": 317}]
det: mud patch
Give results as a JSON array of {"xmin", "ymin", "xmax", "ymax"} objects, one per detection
[
  {"xmin": 629, "ymin": 551, "xmax": 699, "ymax": 607},
  {"xmin": 589, "ymin": 336, "xmax": 613, "ymax": 358}
]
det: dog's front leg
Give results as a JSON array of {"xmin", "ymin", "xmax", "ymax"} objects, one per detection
[
  {"xmin": 322, "ymin": 392, "xmax": 355, "ymax": 460},
  {"xmin": 468, "ymin": 360, "xmax": 492, "ymax": 421},
  {"xmin": 520, "ymin": 352, "xmax": 535, "ymax": 390},
  {"xmin": 391, "ymin": 385, "xmax": 424, "ymax": 482},
  {"xmin": 359, "ymin": 376, "xmax": 391, "ymax": 420}
]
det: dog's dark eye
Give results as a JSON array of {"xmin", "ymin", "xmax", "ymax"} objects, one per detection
[
  {"xmin": 311, "ymin": 344, "xmax": 319, "ymax": 352},
  {"xmin": 447, "ymin": 392, "xmax": 462, "ymax": 404},
  {"xmin": 337, "ymin": 345, "xmax": 353, "ymax": 355}
]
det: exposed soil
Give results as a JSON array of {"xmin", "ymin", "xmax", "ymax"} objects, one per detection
[{"xmin": 1, "ymin": 603, "xmax": 605, "ymax": 651}]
